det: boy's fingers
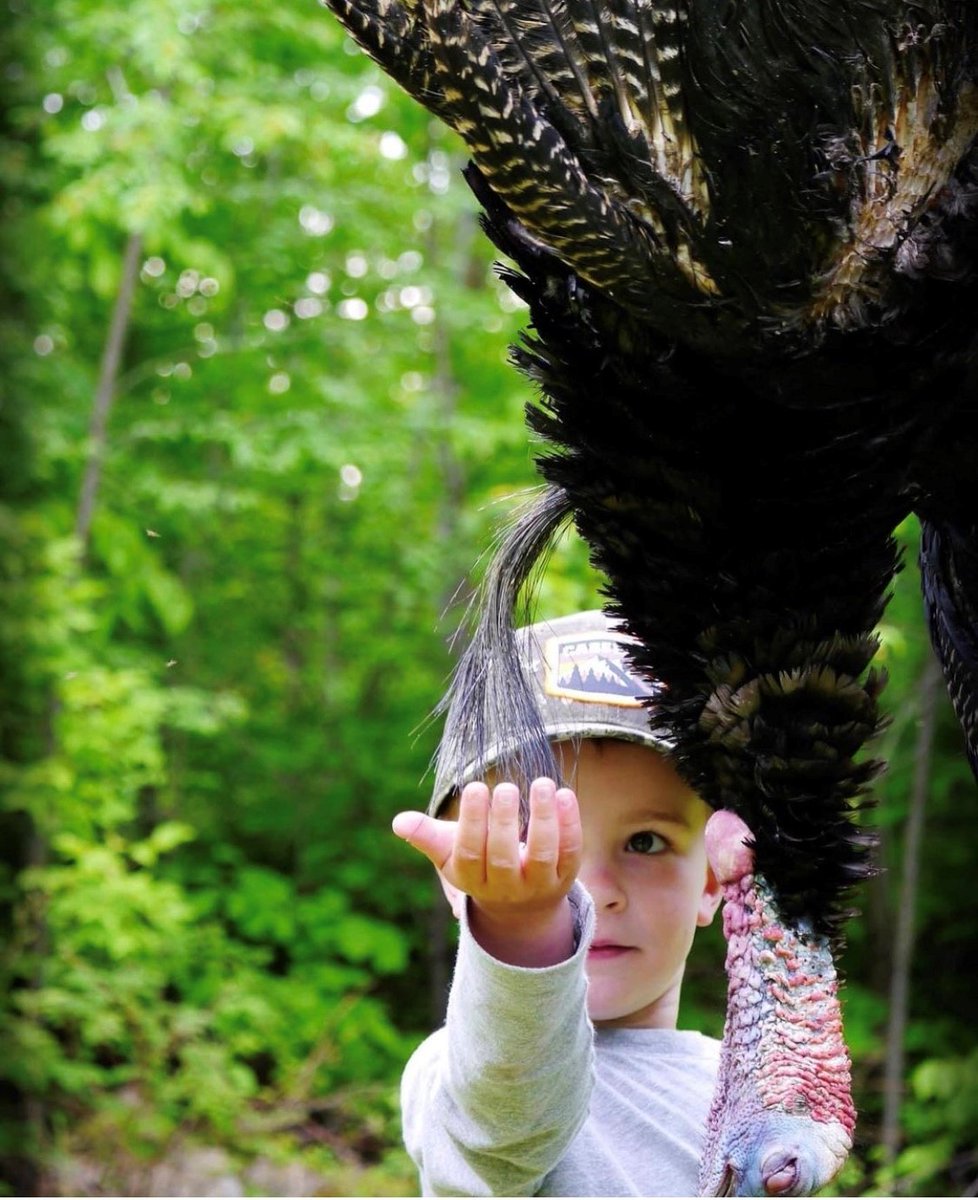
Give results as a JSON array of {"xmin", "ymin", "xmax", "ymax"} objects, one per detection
[
  {"xmin": 452, "ymin": 781, "xmax": 490, "ymax": 884},
  {"xmin": 391, "ymin": 811, "xmax": 456, "ymax": 869},
  {"xmin": 555, "ymin": 787, "xmax": 583, "ymax": 877},
  {"xmin": 524, "ymin": 778, "xmax": 559, "ymax": 878},
  {"xmin": 486, "ymin": 782, "xmax": 521, "ymax": 876},
  {"xmin": 394, "ymin": 782, "xmax": 580, "ymax": 901}
]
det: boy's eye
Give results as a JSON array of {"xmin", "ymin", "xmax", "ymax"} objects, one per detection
[{"xmin": 626, "ymin": 831, "xmax": 666, "ymax": 855}]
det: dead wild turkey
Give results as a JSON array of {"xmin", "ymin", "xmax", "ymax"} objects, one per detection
[{"xmin": 321, "ymin": 0, "xmax": 978, "ymax": 1192}]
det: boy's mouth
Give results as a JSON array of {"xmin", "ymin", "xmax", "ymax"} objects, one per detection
[{"xmin": 588, "ymin": 941, "xmax": 634, "ymax": 959}]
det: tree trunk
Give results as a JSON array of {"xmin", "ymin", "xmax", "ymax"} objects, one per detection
[
  {"xmin": 879, "ymin": 652, "xmax": 942, "ymax": 1188},
  {"xmin": 75, "ymin": 231, "xmax": 143, "ymax": 555},
  {"xmin": 424, "ymin": 160, "xmax": 480, "ymax": 1027}
]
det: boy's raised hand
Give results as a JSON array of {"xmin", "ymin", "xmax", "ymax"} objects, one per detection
[{"xmin": 392, "ymin": 778, "xmax": 582, "ymax": 967}]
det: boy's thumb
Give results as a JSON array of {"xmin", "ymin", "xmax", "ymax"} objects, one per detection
[
  {"xmin": 392, "ymin": 810, "xmax": 454, "ymax": 870},
  {"xmin": 392, "ymin": 811, "xmax": 427, "ymax": 842}
]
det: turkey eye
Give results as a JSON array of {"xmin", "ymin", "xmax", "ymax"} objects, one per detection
[{"xmin": 627, "ymin": 831, "xmax": 665, "ymax": 855}]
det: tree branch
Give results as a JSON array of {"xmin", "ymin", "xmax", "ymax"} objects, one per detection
[{"xmin": 75, "ymin": 231, "xmax": 143, "ymax": 554}]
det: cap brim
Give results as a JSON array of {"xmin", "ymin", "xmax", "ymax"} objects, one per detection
[{"xmin": 427, "ymin": 723, "xmax": 675, "ymax": 816}]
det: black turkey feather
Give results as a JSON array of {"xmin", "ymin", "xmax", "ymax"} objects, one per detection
[{"xmin": 322, "ymin": 0, "xmax": 978, "ymax": 1192}]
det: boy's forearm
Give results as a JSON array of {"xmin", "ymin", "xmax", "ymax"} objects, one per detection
[
  {"xmin": 400, "ymin": 883, "xmax": 595, "ymax": 1195},
  {"xmin": 468, "ymin": 895, "xmax": 576, "ymax": 967}
]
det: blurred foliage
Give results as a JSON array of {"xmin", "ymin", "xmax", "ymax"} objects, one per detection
[{"xmin": 0, "ymin": 0, "xmax": 976, "ymax": 1195}]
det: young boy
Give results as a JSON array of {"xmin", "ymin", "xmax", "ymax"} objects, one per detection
[{"xmin": 392, "ymin": 610, "xmax": 724, "ymax": 1196}]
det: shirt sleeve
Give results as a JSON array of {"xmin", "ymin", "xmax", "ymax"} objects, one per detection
[{"xmin": 400, "ymin": 882, "xmax": 596, "ymax": 1197}]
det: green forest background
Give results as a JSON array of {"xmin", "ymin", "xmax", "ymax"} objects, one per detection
[{"xmin": 1, "ymin": 1, "xmax": 976, "ymax": 1195}]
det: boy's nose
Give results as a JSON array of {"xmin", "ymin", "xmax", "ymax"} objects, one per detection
[{"xmin": 580, "ymin": 857, "xmax": 627, "ymax": 911}]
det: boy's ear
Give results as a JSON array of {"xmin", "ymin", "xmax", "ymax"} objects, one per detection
[
  {"xmin": 437, "ymin": 870, "xmax": 465, "ymax": 921},
  {"xmin": 696, "ymin": 861, "xmax": 724, "ymax": 928}
]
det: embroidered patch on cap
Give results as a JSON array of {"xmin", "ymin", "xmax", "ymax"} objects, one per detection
[{"xmin": 542, "ymin": 630, "xmax": 653, "ymax": 707}]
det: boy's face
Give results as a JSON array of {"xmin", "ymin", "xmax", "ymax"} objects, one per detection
[{"xmin": 553, "ymin": 739, "xmax": 721, "ymax": 1030}]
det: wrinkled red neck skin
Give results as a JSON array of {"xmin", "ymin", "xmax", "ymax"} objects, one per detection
[{"xmin": 709, "ymin": 870, "xmax": 856, "ymax": 1135}]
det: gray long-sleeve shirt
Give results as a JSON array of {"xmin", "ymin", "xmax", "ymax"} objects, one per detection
[{"xmin": 401, "ymin": 883, "xmax": 719, "ymax": 1196}]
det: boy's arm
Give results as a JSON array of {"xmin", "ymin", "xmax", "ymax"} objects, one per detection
[
  {"xmin": 393, "ymin": 780, "xmax": 595, "ymax": 1195},
  {"xmin": 402, "ymin": 882, "xmax": 595, "ymax": 1196}
]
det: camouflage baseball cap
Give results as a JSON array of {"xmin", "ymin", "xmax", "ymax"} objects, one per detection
[{"xmin": 428, "ymin": 609, "xmax": 672, "ymax": 815}]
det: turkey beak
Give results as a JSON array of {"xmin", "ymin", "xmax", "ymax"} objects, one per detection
[
  {"xmin": 705, "ymin": 1128, "xmax": 849, "ymax": 1195},
  {"xmin": 718, "ymin": 1154, "xmax": 802, "ymax": 1197},
  {"xmin": 717, "ymin": 1164, "xmax": 737, "ymax": 1197}
]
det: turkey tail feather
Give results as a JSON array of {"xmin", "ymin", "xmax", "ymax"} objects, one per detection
[{"xmin": 434, "ymin": 486, "xmax": 573, "ymax": 823}]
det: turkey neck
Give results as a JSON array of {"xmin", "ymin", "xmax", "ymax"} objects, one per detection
[{"xmin": 699, "ymin": 810, "xmax": 854, "ymax": 1196}]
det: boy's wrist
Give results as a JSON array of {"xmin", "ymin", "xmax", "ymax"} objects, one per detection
[{"xmin": 468, "ymin": 894, "xmax": 576, "ymax": 968}]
